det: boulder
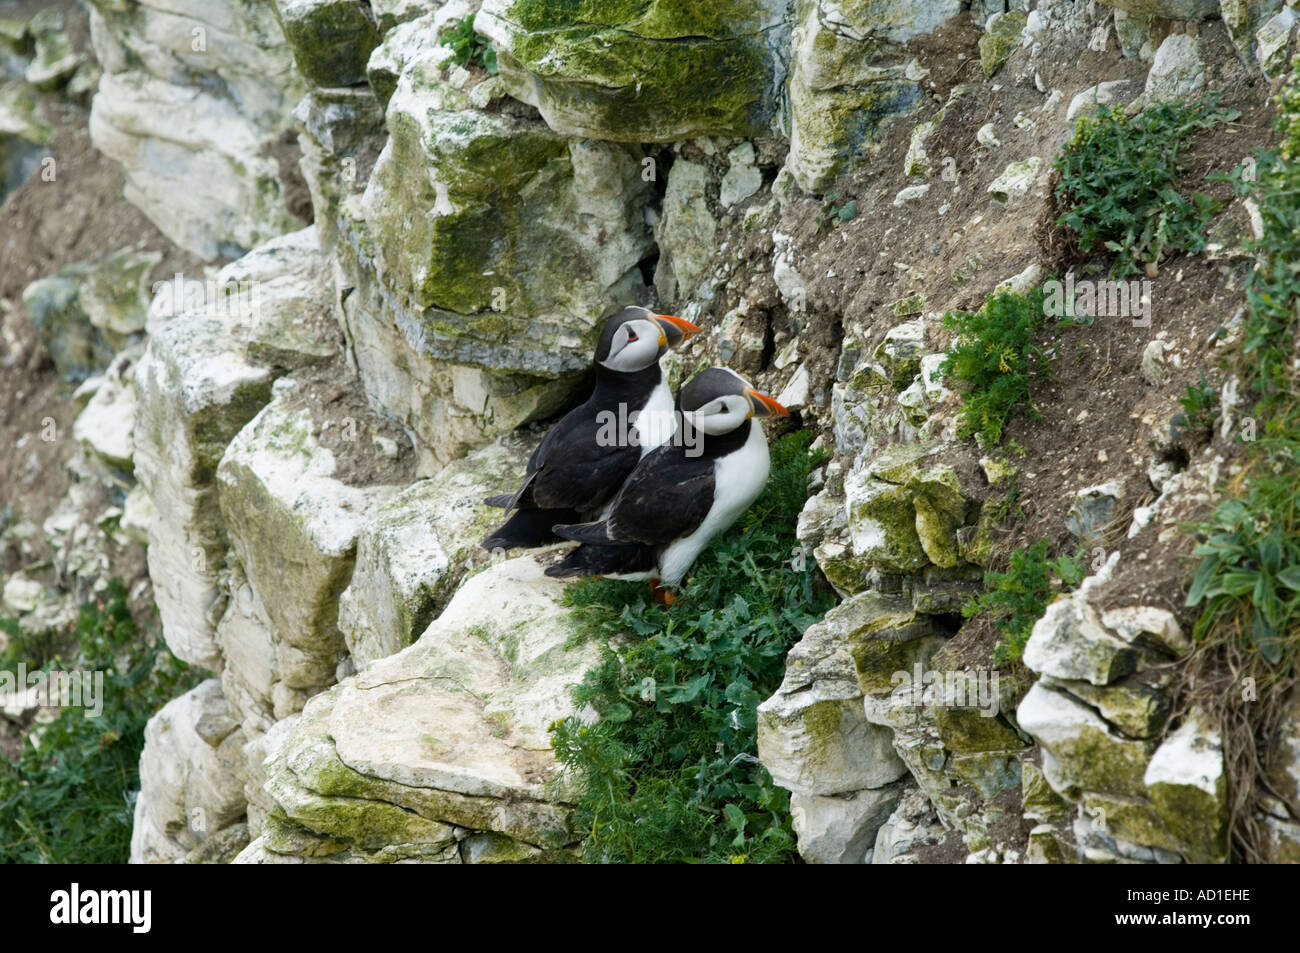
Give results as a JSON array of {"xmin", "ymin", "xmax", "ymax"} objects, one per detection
[
  {"xmin": 786, "ymin": 0, "xmax": 956, "ymax": 191},
  {"xmin": 1143, "ymin": 34, "xmax": 1204, "ymax": 102},
  {"xmin": 273, "ymin": 0, "xmax": 381, "ymax": 88},
  {"xmin": 1017, "ymin": 682, "xmax": 1157, "ymax": 799},
  {"xmin": 477, "ymin": 0, "xmax": 786, "ymax": 142},
  {"xmin": 257, "ymin": 558, "xmax": 597, "ymax": 862},
  {"xmin": 130, "ymin": 680, "xmax": 248, "ymax": 863},
  {"xmin": 337, "ymin": 431, "xmax": 537, "ymax": 668},
  {"xmin": 216, "ymin": 380, "xmax": 402, "ymax": 713},
  {"xmin": 133, "ymin": 229, "xmax": 335, "ymax": 670},
  {"xmin": 757, "ymin": 603, "xmax": 909, "ymax": 797}
]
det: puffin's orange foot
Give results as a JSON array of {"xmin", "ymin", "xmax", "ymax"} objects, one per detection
[{"xmin": 650, "ymin": 579, "xmax": 677, "ymax": 607}]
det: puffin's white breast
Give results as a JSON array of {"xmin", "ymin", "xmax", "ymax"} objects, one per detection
[{"xmin": 658, "ymin": 424, "xmax": 770, "ymax": 586}]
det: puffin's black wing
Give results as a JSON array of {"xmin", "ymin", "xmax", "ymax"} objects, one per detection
[
  {"xmin": 580, "ymin": 446, "xmax": 715, "ymax": 546},
  {"xmin": 527, "ymin": 408, "xmax": 641, "ymax": 511}
]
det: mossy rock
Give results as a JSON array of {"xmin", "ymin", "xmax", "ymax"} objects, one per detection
[
  {"xmin": 274, "ymin": 0, "xmax": 381, "ymax": 88},
  {"xmin": 978, "ymin": 12, "xmax": 1027, "ymax": 78},
  {"xmin": 478, "ymin": 0, "xmax": 782, "ymax": 141}
]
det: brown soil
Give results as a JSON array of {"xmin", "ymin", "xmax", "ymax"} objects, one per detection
[
  {"xmin": 278, "ymin": 360, "xmax": 419, "ymax": 488},
  {"xmin": 0, "ymin": 0, "xmax": 201, "ymax": 610}
]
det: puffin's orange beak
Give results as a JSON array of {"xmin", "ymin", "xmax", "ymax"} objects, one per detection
[
  {"xmin": 745, "ymin": 388, "xmax": 789, "ymax": 418},
  {"xmin": 653, "ymin": 313, "xmax": 701, "ymax": 348}
]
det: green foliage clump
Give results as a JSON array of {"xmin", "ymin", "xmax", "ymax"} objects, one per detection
[
  {"xmin": 815, "ymin": 192, "xmax": 858, "ymax": 230},
  {"xmin": 1055, "ymin": 95, "xmax": 1238, "ymax": 277},
  {"xmin": 550, "ymin": 432, "xmax": 834, "ymax": 863},
  {"xmin": 440, "ymin": 13, "xmax": 498, "ymax": 75},
  {"xmin": 1177, "ymin": 372, "xmax": 1220, "ymax": 436},
  {"xmin": 940, "ymin": 288, "xmax": 1049, "ymax": 447},
  {"xmin": 964, "ymin": 540, "xmax": 1085, "ymax": 664},
  {"xmin": 0, "ymin": 581, "xmax": 197, "ymax": 862},
  {"xmin": 1185, "ymin": 62, "xmax": 1300, "ymax": 667}
]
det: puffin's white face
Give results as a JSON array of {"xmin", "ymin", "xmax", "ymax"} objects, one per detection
[
  {"xmin": 598, "ymin": 317, "xmax": 666, "ymax": 372},
  {"xmin": 683, "ymin": 394, "xmax": 752, "ymax": 436}
]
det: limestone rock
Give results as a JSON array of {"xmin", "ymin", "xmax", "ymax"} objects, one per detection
[
  {"xmin": 1143, "ymin": 34, "xmax": 1204, "ymax": 102},
  {"xmin": 1101, "ymin": 606, "xmax": 1191, "ymax": 658},
  {"xmin": 79, "ymin": 248, "xmax": 162, "ymax": 336},
  {"xmin": 1017, "ymin": 682, "xmax": 1156, "ymax": 798},
  {"xmin": 1144, "ymin": 711, "xmax": 1228, "ymax": 863},
  {"xmin": 338, "ymin": 431, "xmax": 536, "ymax": 668},
  {"xmin": 979, "ymin": 12, "xmax": 1027, "ymax": 78},
  {"xmin": 360, "ymin": 61, "xmax": 652, "ymax": 378},
  {"xmin": 216, "ymin": 380, "xmax": 401, "ymax": 710},
  {"xmin": 133, "ymin": 229, "xmax": 335, "ymax": 670},
  {"xmin": 1066, "ymin": 80, "xmax": 1135, "ymax": 122},
  {"xmin": 1256, "ymin": 6, "xmax": 1298, "ymax": 76},
  {"xmin": 90, "ymin": 71, "xmax": 305, "ymax": 260},
  {"xmin": 790, "ymin": 785, "xmax": 903, "ymax": 863},
  {"xmin": 73, "ymin": 346, "xmax": 141, "ymax": 472},
  {"xmin": 130, "ymin": 680, "xmax": 248, "ymax": 863},
  {"xmin": 1221, "ymin": 0, "xmax": 1284, "ymax": 61},
  {"xmin": 1097, "ymin": 0, "xmax": 1220, "ymax": 18},
  {"xmin": 273, "ymin": 0, "xmax": 381, "ymax": 88},
  {"xmin": 986, "ymin": 155, "xmax": 1041, "ymax": 204},
  {"xmin": 786, "ymin": 0, "xmax": 957, "ymax": 191},
  {"xmin": 655, "ymin": 159, "xmax": 718, "ymax": 307},
  {"xmin": 133, "ymin": 317, "xmax": 273, "ymax": 670},
  {"xmin": 757, "ymin": 604, "xmax": 908, "ymax": 796},
  {"xmin": 1065, "ymin": 481, "xmax": 1124, "ymax": 543},
  {"xmin": 258, "ymin": 558, "xmax": 598, "ymax": 861},
  {"xmin": 1023, "ymin": 595, "xmax": 1137, "ymax": 686},
  {"xmin": 22, "ymin": 264, "xmax": 113, "ymax": 381},
  {"xmin": 477, "ymin": 0, "xmax": 786, "ymax": 142}
]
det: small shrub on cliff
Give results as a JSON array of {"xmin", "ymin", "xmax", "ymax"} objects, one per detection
[
  {"xmin": 0, "ymin": 581, "xmax": 196, "ymax": 863},
  {"xmin": 964, "ymin": 539, "xmax": 1085, "ymax": 664},
  {"xmin": 440, "ymin": 13, "xmax": 498, "ymax": 75},
  {"xmin": 940, "ymin": 288, "xmax": 1049, "ymax": 447},
  {"xmin": 550, "ymin": 432, "xmax": 833, "ymax": 864},
  {"xmin": 1054, "ymin": 95, "xmax": 1237, "ymax": 278}
]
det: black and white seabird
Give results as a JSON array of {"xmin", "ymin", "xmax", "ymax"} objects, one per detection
[
  {"xmin": 480, "ymin": 306, "xmax": 700, "ymax": 552},
  {"xmin": 546, "ymin": 367, "xmax": 788, "ymax": 596}
]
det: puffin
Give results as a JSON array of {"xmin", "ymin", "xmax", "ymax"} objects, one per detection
[
  {"xmin": 480, "ymin": 306, "xmax": 700, "ymax": 552},
  {"xmin": 545, "ymin": 367, "xmax": 788, "ymax": 598}
]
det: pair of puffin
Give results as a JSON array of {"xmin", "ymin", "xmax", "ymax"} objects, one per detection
[{"xmin": 480, "ymin": 306, "xmax": 788, "ymax": 598}]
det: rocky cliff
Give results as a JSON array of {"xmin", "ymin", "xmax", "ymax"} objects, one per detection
[{"xmin": 1, "ymin": 0, "xmax": 1298, "ymax": 864}]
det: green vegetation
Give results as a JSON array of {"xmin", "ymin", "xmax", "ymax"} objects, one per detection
[
  {"xmin": 939, "ymin": 288, "xmax": 1049, "ymax": 447},
  {"xmin": 815, "ymin": 192, "xmax": 858, "ymax": 230},
  {"xmin": 1177, "ymin": 372, "xmax": 1220, "ymax": 438},
  {"xmin": 549, "ymin": 432, "xmax": 833, "ymax": 863},
  {"xmin": 964, "ymin": 539, "xmax": 1085, "ymax": 664},
  {"xmin": 1182, "ymin": 65, "xmax": 1300, "ymax": 667},
  {"xmin": 440, "ymin": 13, "xmax": 498, "ymax": 75},
  {"xmin": 0, "ymin": 582, "xmax": 196, "ymax": 862},
  {"xmin": 1055, "ymin": 96, "xmax": 1237, "ymax": 278}
]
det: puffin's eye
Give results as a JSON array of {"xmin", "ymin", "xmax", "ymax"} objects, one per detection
[{"xmin": 626, "ymin": 328, "xmax": 639, "ymax": 342}]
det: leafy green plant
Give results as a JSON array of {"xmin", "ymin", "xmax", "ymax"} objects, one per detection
[
  {"xmin": 1187, "ymin": 492, "xmax": 1300, "ymax": 665},
  {"xmin": 0, "ymin": 581, "xmax": 197, "ymax": 862},
  {"xmin": 940, "ymin": 288, "xmax": 1049, "ymax": 447},
  {"xmin": 1183, "ymin": 64, "xmax": 1300, "ymax": 668},
  {"xmin": 964, "ymin": 539, "xmax": 1085, "ymax": 664},
  {"xmin": 815, "ymin": 192, "xmax": 858, "ymax": 230},
  {"xmin": 550, "ymin": 432, "xmax": 834, "ymax": 863},
  {"xmin": 1055, "ymin": 95, "xmax": 1238, "ymax": 278},
  {"xmin": 440, "ymin": 13, "xmax": 498, "ymax": 75},
  {"xmin": 1177, "ymin": 372, "xmax": 1220, "ymax": 436}
]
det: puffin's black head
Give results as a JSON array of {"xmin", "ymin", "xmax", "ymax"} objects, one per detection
[
  {"xmin": 679, "ymin": 367, "xmax": 788, "ymax": 436},
  {"xmin": 594, "ymin": 306, "xmax": 700, "ymax": 373}
]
